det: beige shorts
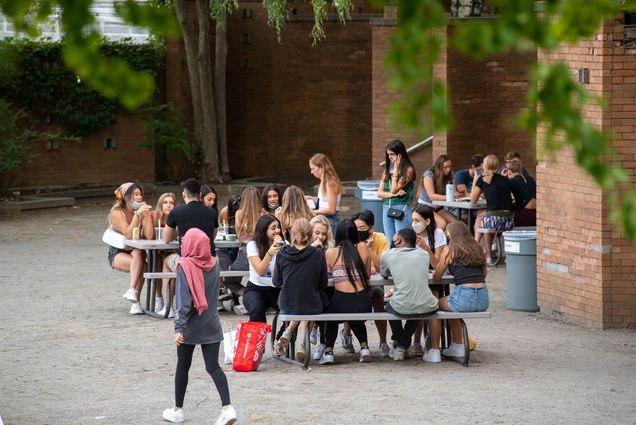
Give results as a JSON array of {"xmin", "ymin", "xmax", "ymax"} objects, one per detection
[{"xmin": 166, "ymin": 253, "xmax": 181, "ymax": 271}]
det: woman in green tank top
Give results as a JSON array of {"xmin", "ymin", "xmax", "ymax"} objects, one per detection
[{"xmin": 376, "ymin": 139, "xmax": 416, "ymax": 243}]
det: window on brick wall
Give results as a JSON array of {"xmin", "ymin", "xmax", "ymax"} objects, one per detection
[{"xmin": 623, "ymin": 12, "xmax": 636, "ymax": 45}]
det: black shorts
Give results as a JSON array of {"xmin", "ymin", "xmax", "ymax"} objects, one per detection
[{"xmin": 107, "ymin": 246, "xmax": 130, "ymax": 268}]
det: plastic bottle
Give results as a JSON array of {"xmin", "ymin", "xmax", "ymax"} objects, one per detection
[{"xmin": 446, "ymin": 183, "xmax": 455, "ymax": 202}]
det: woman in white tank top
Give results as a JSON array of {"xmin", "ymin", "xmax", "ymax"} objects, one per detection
[{"xmin": 306, "ymin": 153, "xmax": 344, "ymax": 234}]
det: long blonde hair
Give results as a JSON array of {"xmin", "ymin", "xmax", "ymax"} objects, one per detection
[
  {"xmin": 310, "ymin": 153, "xmax": 344, "ymax": 195},
  {"xmin": 278, "ymin": 185, "xmax": 314, "ymax": 237},
  {"xmin": 310, "ymin": 214, "xmax": 334, "ymax": 249},
  {"xmin": 430, "ymin": 154, "xmax": 452, "ymax": 194},
  {"xmin": 235, "ymin": 187, "xmax": 263, "ymax": 239},
  {"xmin": 446, "ymin": 221, "xmax": 486, "ymax": 267},
  {"xmin": 154, "ymin": 192, "xmax": 176, "ymax": 227},
  {"xmin": 482, "ymin": 154, "xmax": 499, "ymax": 184}
]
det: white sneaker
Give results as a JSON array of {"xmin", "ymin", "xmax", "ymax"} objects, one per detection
[
  {"xmin": 154, "ymin": 297, "xmax": 164, "ymax": 314},
  {"xmin": 378, "ymin": 342, "xmax": 390, "ymax": 358},
  {"xmin": 313, "ymin": 343, "xmax": 326, "ymax": 360},
  {"xmin": 232, "ymin": 304, "xmax": 248, "ymax": 315},
  {"xmin": 214, "ymin": 405, "xmax": 237, "ymax": 425},
  {"xmin": 422, "ymin": 348, "xmax": 441, "ymax": 363},
  {"xmin": 123, "ymin": 288, "xmax": 138, "ymax": 302},
  {"xmin": 319, "ymin": 351, "xmax": 334, "ymax": 365},
  {"xmin": 168, "ymin": 308, "xmax": 176, "ymax": 318},
  {"xmin": 393, "ymin": 346, "xmax": 406, "ymax": 361},
  {"xmin": 310, "ymin": 327, "xmax": 319, "ymax": 345},
  {"xmin": 129, "ymin": 302, "xmax": 143, "ymax": 315},
  {"xmin": 359, "ymin": 346, "xmax": 371, "ymax": 363},
  {"xmin": 442, "ymin": 343, "xmax": 465, "ymax": 358},
  {"xmin": 162, "ymin": 407, "xmax": 184, "ymax": 423},
  {"xmin": 408, "ymin": 343, "xmax": 424, "ymax": 357}
]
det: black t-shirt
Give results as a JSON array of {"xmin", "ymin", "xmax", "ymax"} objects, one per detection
[
  {"xmin": 476, "ymin": 174, "xmax": 513, "ymax": 211},
  {"xmin": 509, "ymin": 175, "xmax": 536, "ymax": 210},
  {"xmin": 166, "ymin": 201, "xmax": 218, "ymax": 254}
]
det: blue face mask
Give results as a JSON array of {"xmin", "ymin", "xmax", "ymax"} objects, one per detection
[{"xmin": 269, "ymin": 204, "xmax": 279, "ymax": 210}]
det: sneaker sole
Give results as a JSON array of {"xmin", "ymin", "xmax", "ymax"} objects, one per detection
[
  {"xmin": 319, "ymin": 357, "xmax": 334, "ymax": 365},
  {"xmin": 123, "ymin": 294, "xmax": 138, "ymax": 303}
]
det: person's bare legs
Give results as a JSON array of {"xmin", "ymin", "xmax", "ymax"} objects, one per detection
[
  {"xmin": 433, "ymin": 211, "xmax": 447, "ymax": 230},
  {"xmin": 438, "ymin": 296, "xmax": 463, "ymax": 344},
  {"xmin": 483, "ymin": 232, "xmax": 494, "ymax": 259},
  {"xmin": 412, "ymin": 320, "xmax": 424, "ymax": 345},
  {"xmin": 438, "ymin": 209, "xmax": 457, "ymax": 227},
  {"xmin": 130, "ymin": 249, "xmax": 146, "ymax": 300},
  {"xmin": 474, "ymin": 211, "xmax": 485, "ymax": 244}
]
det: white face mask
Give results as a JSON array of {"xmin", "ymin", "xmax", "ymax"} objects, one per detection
[{"xmin": 412, "ymin": 222, "xmax": 426, "ymax": 234}]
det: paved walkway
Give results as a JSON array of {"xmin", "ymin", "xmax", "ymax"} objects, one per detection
[{"xmin": 0, "ymin": 200, "xmax": 634, "ymax": 424}]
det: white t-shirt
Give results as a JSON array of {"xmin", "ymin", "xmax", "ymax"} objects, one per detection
[
  {"xmin": 422, "ymin": 228, "xmax": 447, "ymax": 250},
  {"xmin": 246, "ymin": 240, "xmax": 276, "ymax": 287}
]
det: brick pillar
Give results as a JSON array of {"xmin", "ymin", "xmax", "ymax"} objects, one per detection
[
  {"xmin": 537, "ymin": 17, "xmax": 636, "ymax": 329},
  {"xmin": 371, "ymin": 7, "xmax": 432, "ymax": 181}
]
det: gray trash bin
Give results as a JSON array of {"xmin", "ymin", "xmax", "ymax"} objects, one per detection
[
  {"xmin": 354, "ymin": 180, "xmax": 384, "ymax": 233},
  {"xmin": 503, "ymin": 230, "xmax": 538, "ymax": 312}
]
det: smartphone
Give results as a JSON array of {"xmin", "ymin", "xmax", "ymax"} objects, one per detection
[
  {"xmin": 274, "ymin": 241, "xmax": 285, "ymax": 247},
  {"xmin": 476, "ymin": 169, "xmax": 484, "ymax": 177},
  {"xmin": 131, "ymin": 201, "xmax": 140, "ymax": 210}
]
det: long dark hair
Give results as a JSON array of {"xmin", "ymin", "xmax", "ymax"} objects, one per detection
[
  {"xmin": 430, "ymin": 154, "xmax": 453, "ymax": 194},
  {"xmin": 200, "ymin": 184, "xmax": 218, "ymax": 212},
  {"xmin": 261, "ymin": 183, "xmax": 282, "ymax": 213},
  {"xmin": 383, "ymin": 139, "xmax": 416, "ymax": 184},
  {"xmin": 413, "ymin": 204, "xmax": 437, "ymax": 253},
  {"xmin": 254, "ymin": 214, "xmax": 280, "ymax": 259},
  {"xmin": 334, "ymin": 219, "xmax": 369, "ymax": 292}
]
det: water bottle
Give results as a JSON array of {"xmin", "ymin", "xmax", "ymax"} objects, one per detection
[{"xmin": 446, "ymin": 183, "xmax": 455, "ymax": 202}]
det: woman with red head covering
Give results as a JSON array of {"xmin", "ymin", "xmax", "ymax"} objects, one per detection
[{"xmin": 162, "ymin": 228, "xmax": 237, "ymax": 425}]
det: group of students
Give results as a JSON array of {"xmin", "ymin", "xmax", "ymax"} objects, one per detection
[
  {"xmin": 103, "ymin": 145, "xmax": 530, "ymax": 422},
  {"xmin": 381, "ymin": 141, "xmax": 536, "ymax": 266}
]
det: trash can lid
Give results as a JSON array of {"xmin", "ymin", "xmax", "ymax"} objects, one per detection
[
  {"xmin": 503, "ymin": 230, "xmax": 536, "ymax": 240},
  {"xmin": 357, "ymin": 180, "xmax": 381, "ymax": 190}
]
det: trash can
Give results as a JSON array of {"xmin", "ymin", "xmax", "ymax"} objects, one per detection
[
  {"xmin": 354, "ymin": 180, "xmax": 384, "ymax": 233},
  {"xmin": 503, "ymin": 230, "xmax": 538, "ymax": 312}
]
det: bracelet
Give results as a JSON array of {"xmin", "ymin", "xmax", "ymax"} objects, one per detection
[{"xmin": 266, "ymin": 251, "xmax": 273, "ymax": 257}]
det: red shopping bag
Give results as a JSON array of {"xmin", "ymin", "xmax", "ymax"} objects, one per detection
[{"xmin": 232, "ymin": 321, "xmax": 272, "ymax": 372}]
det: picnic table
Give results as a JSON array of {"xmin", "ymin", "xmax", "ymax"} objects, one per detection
[
  {"xmin": 124, "ymin": 239, "xmax": 178, "ymax": 318},
  {"xmin": 432, "ymin": 199, "xmax": 486, "ymax": 230}
]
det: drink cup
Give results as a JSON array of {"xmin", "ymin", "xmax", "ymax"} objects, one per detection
[
  {"xmin": 133, "ymin": 227, "xmax": 140, "ymax": 240},
  {"xmin": 446, "ymin": 183, "xmax": 455, "ymax": 202},
  {"xmin": 155, "ymin": 227, "xmax": 163, "ymax": 240}
]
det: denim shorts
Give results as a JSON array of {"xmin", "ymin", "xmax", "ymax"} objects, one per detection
[{"xmin": 448, "ymin": 285, "xmax": 489, "ymax": 312}]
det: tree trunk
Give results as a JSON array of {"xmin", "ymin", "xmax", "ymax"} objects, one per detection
[
  {"xmin": 195, "ymin": 0, "xmax": 221, "ymax": 180},
  {"xmin": 173, "ymin": 0, "xmax": 204, "ymax": 146},
  {"xmin": 215, "ymin": 11, "xmax": 230, "ymax": 177}
]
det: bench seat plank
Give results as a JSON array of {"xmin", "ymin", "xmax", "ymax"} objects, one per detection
[{"xmin": 278, "ymin": 311, "xmax": 491, "ymax": 322}]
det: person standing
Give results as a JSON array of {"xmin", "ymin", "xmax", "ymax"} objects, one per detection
[
  {"xmin": 162, "ymin": 228, "xmax": 237, "ymax": 425},
  {"xmin": 307, "ymin": 153, "xmax": 344, "ymax": 234},
  {"xmin": 163, "ymin": 178, "xmax": 219, "ymax": 270},
  {"xmin": 377, "ymin": 139, "xmax": 416, "ymax": 243}
]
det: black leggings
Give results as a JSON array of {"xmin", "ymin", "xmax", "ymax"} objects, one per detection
[
  {"xmin": 324, "ymin": 290, "xmax": 372, "ymax": 350},
  {"xmin": 175, "ymin": 342, "xmax": 230, "ymax": 408}
]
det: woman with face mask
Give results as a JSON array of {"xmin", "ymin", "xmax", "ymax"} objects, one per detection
[{"xmin": 411, "ymin": 204, "xmax": 447, "ymax": 269}]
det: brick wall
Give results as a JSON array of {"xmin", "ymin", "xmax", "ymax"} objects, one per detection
[
  {"xmin": 537, "ymin": 17, "xmax": 636, "ymax": 329},
  {"xmin": 17, "ymin": 114, "xmax": 154, "ymax": 188},
  {"xmin": 433, "ymin": 24, "xmax": 536, "ymax": 176},
  {"xmin": 224, "ymin": 2, "xmax": 378, "ymax": 185},
  {"xmin": 370, "ymin": 12, "xmax": 432, "ymax": 185}
]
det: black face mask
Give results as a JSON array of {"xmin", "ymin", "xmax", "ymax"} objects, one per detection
[{"xmin": 358, "ymin": 230, "xmax": 370, "ymax": 242}]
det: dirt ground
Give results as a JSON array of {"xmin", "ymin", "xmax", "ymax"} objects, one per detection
[{"xmin": 0, "ymin": 199, "xmax": 635, "ymax": 425}]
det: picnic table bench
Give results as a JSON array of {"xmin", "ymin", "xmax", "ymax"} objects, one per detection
[{"xmin": 273, "ymin": 310, "xmax": 491, "ymax": 369}]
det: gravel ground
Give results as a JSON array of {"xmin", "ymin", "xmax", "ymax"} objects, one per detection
[{"xmin": 0, "ymin": 200, "xmax": 635, "ymax": 425}]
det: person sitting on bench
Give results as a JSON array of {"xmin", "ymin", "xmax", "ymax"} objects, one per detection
[
  {"xmin": 428, "ymin": 221, "xmax": 489, "ymax": 362},
  {"xmin": 381, "ymin": 228, "xmax": 439, "ymax": 361}
]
